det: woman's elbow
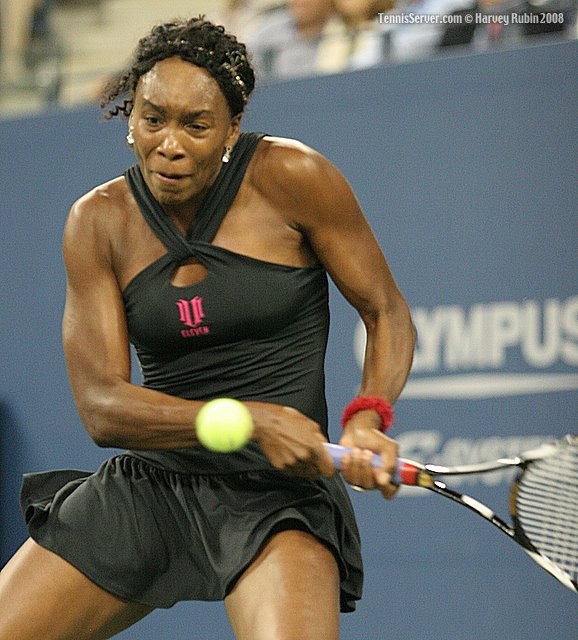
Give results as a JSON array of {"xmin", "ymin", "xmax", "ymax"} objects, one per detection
[{"xmin": 76, "ymin": 394, "xmax": 121, "ymax": 448}]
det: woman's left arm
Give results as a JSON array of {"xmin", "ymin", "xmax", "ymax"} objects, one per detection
[{"xmin": 267, "ymin": 140, "xmax": 416, "ymax": 496}]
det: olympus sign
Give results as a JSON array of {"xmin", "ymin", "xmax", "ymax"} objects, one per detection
[{"xmin": 354, "ymin": 296, "xmax": 578, "ymax": 398}]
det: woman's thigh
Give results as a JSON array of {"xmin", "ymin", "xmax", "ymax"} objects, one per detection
[
  {"xmin": 225, "ymin": 528, "xmax": 341, "ymax": 640},
  {"xmin": 0, "ymin": 538, "xmax": 153, "ymax": 640}
]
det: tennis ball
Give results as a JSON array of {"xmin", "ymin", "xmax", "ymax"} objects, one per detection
[{"xmin": 196, "ymin": 398, "xmax": 254, "ymax": 453}]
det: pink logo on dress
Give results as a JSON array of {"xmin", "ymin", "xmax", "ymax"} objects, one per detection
[{"xmin": 176, "ymin": 297, "xmax": 210, "ymax": 337}]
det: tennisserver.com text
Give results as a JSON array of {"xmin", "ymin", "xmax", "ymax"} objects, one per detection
[{"xmin": 377, "ymin": 11, "xmax": 565, "ymax": 26}]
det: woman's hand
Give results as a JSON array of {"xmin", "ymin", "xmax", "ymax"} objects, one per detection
[
  {"xmin": 338, "ymin": 411, "xmax": 399, "ymax": 499},
  {"xmin": 248, "ymin": 402, "xmax": 336, "ymax": 479}
]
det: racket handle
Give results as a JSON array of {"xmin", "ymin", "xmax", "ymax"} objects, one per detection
[{"xmin": 324, "ymin": 443, "xmax": 422, "ymax": 485}]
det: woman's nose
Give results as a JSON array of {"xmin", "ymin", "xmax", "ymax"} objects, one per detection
[{"xmin": 157, "ymin": 131, "xmax": 185, "ymax": 158}]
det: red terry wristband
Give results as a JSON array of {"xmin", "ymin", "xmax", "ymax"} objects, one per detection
[{"xmin": 341, "ymin": 397, "xmax": 394, "ymax": 433}]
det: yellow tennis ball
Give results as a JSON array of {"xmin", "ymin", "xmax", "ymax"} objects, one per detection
[{"xmin": 196, "ymin": 398, "xmax": 254, "ymax": 453}]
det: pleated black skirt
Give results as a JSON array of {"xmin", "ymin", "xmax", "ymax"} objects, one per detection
[{"xmin": 21, "ymin": 454, "xmax": 363, "ymax": 612}]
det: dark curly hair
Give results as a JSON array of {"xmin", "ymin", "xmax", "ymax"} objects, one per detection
[{"xmin": 100, "ymin": 17, "xmax": 255, "ymax": 119}]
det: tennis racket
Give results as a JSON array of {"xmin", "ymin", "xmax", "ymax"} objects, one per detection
[{"xmin": 325, "ymin": 435, "xmax": 578, "ymax": 593}]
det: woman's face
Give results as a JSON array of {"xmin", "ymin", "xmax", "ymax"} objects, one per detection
[{"xmin": 129, "ymin": 56, "xmax": 240, "ymax": 210}]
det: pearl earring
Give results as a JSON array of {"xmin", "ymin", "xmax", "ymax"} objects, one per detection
[
  {"xmin": 222, "ymin": 146, "xmax": 232, "ymax": 163},
  {"xmin": 126, "ymin": 129, "xmax": 135, "ymax": 145}
]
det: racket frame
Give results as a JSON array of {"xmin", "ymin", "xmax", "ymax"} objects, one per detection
[{"xmin": 324, "ymin": 436, "xmax": 578, "ymax": 593}]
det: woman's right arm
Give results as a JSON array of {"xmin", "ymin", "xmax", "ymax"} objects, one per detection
[{"xmin": 62, "ymin": 190, "xmax": 206, "ymax": 450}]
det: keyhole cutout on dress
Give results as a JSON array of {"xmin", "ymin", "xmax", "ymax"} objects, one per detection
[{"xmin": 170, "ymin": 258, "xmax": 209, "ymax": 287}]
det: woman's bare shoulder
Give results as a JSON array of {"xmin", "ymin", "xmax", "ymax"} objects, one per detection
[
  {"xmin": 64, "ymin": 176, "xmax": 135, "ymax": 239},
  {"xmin": 250, "ymin": 135, "xmax": 345, "ymax": 211}
]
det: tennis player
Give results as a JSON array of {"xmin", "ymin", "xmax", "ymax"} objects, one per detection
[{"xmin": 0, "ymin": 17, "xmax": 415, "ymax": 640}]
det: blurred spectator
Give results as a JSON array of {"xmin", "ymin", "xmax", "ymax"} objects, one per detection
[
  {"xmin": 317, "ymin": 0, "xmax": 396, "ymax": 72},
  {"xmin": 391, "ymin": 0, "xmax": 574, "ymax": 60},
  {"xmin": 471, "ymin": 0, "xmax": 575, "ymax": 46},
  {"xmin": 0, "ymin": 0, "xmax": 61, "ymax": 102},
  {"xmin": 0, "ymin": 0, "xmax": 40, "ymax": 85},
  {"xmin": 214, "ymin": 1, "xmax": 286, "ymax": 42},
  {"xmin": 247, "ymin": 0, "xmax": 338, "ymax": 81},
  {"xmin": 518, "ymin": 0, "xmax": 575, "ymax": 37},
  {"xmin": 387, "ymin": 0, "xmax": 477, "ymax": 61},
  {"xmin": 466, "ymin": 0, "xmax": 524, "ymax": 49}
]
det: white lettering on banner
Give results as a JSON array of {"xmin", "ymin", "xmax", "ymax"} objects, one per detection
[
  {"xmin": 412, "ymin": 297, "xmax": 578, "ymax": 371},
  {"xmin": 396, "ymin": 431, "xmax": 551, "ymax": 495},
  {"xmin": 353, "ymin": 296, "xmax": 578, "ymax": 398}
]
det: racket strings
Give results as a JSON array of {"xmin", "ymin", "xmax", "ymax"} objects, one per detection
[{"xmin": 515, "ymin": 445, "xmax": 578, "ymax": 583}]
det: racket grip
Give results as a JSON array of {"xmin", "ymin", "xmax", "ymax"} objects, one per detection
[{"xmin": 324, "ymin": 443, "xmax": 404, "ymax": 482}]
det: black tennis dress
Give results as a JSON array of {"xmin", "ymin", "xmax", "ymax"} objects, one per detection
[{"xmin": 21, "ymin": 132, "xmax": 363, "ymax": 612}]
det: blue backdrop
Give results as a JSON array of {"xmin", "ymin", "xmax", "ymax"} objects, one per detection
[{"xmin": 1, "ymin": 39, "xmax": 576, "ymax": 638}]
